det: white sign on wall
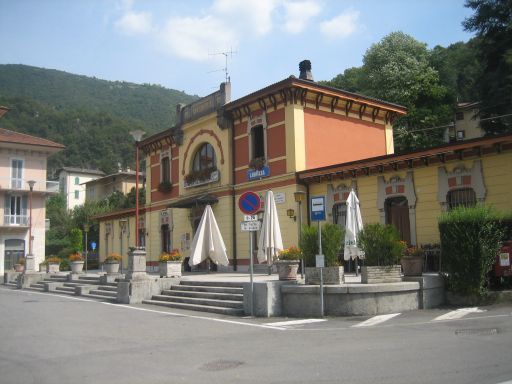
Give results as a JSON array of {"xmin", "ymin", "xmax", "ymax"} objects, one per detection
[{"xmin": 274, "ymin": 192, "xmax": 285, "ymax": 204}]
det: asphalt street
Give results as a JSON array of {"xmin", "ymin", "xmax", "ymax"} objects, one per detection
[{"xmin": 1, "ymin": 286, "xmax": 511, "ymax": 384}]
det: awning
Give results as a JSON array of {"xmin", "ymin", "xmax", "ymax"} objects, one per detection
[{"xmin": 167, "ymin": 193, "xmax": 218, "ymax": 209}]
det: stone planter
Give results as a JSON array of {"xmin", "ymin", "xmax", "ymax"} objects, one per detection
[
  {"xmin": 47, "ymin": 262, "xmax": 60, "ymax": 273},
  {"xmin": 276, "ymin": 260, "xmax": 300, "ymax": 281},
  {"xmin": 39, "ymin": 263, "xmax": 46, "ymax": 272},
  {"xmin": 14, "ymin": 264, "xmax": 24, "ymax": 272},
  {"xmin": 70, "ymin": 261, "xmax": 84, "ymax": 273},
  {"xmin": 401, "ymin": 256, "xmax": 423, "ymax": 276},
  {"xmin": 305, "ymin": 266, "xmax": 344, "ymax": 285},
  {"xmin": 104, "ymin": 262, "xmax": 120, "ymax": 274},
  {"xmin": 159, "ymin": 261, "xmax": 182, "ymax": 278},
  {"xmin": 361, "ymin": 265, "xmax": 402, "ymax": 284}
]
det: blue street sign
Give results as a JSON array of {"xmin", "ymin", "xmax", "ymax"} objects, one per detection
[
  {"xmin": 247, "ymin": 166, "xmax": 270, "ymax": 181},
  {"xmin": 310, "ymin": 196, "xmax": 326, "ymax": 221},
  {"xmin": 91, "ymin": 242, "xmax": 97, "ymax": 251},
  {"xmin": 238, "ymin": 191, "xmax": 261, "ymax": 215}
]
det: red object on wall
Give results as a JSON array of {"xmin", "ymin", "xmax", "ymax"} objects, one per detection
[{"xmin": 494, "ymin": 241, "xmax": 512, "ymax": 277}]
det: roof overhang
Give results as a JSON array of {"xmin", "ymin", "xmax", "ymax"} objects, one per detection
[{"xmin": 167, "ymin": 193, "xmax": 218, "ymax": 209}]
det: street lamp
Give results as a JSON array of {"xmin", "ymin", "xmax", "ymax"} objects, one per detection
[
  {"xmin": 83, "ymin": 223, "xmax": 90, "ymax": 273},
  {"xmin": 294, "ymin": 190, "xmax": 306, "ymax": 278},
  {"xmin": 129, "ymin": 129, "xmax": 145, "ymax": 249}
]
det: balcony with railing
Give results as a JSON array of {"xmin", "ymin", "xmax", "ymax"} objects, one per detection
[
  {"xmin": 3, "ymin": 214, "xmax": 29, "ymax": 226},
  {"xmin": 0, "ymin": 177, "xmax": 60, "ymax": 194}
]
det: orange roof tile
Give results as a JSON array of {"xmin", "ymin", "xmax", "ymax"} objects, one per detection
[{"xmin": 0, "ymin": 128, "xmax": 65, "ymax": 149}]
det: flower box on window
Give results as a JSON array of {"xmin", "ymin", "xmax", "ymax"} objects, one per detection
[
  {"xmin": 158, "ymin": 181, "xmax": 172, "ymax": 193},
  {"xmin": 249, "ymin": 156, "xmax": 267, "ymax": 171},
  {"xmin": 184, "ymin": 167, "xmax": 219, "ymax": 188}
]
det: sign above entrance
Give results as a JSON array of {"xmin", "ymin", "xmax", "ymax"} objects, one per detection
[{"xmin": 239, "ymin": 191, "xmax": 261, "ymax": 215}]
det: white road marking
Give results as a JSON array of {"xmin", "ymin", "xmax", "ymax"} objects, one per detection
[
  {"xmin": 265, "ymin": 319, "xmax": 327, "ymax": 327},
  {"xmin": 1, "ymin": 287, "xmax": 283, "ymax": 330},
  {"xmin": 103, "ymin": 303, "xmax": 285, "ymax": 330},
  {"xmin": 352, "ymin": 313, "xmax": 401, "ymax": 328},
  {"xmin": 433, "ymin": 307, "xmax": 486, "ymax": 321}
]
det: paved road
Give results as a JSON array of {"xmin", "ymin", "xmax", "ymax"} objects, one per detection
[{"xmin": 1, "ymin": 286, "xmax": 511, "ymax": 384}]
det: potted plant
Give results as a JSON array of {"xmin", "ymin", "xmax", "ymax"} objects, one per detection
[
  {"xmin": 68, "ymin": 252, "xmax": 85, "ymax": 273},
  {"xmin": 45, "ymin": 256, "xmax": 61, "ymax": 273},
  {"xmin": 104, "ymin": 252, "xmax": 122, "ymax": 274},
  {"xmin": 401, "ymin": 245, "xmax": 424, "ymax": 276},
  {"xmin": 275, "ymin": 246, "xmax": 302, "ymax": 281},
  {"xmin": 159, "ymin": 249, "xmax": 184, "ymax": 277},
  {"xmin": 249, "ymin": 156, "xmax": 267, "ymax": 170},
  {"xmin": 357, "ymin": 223, "xmax": 405, "ymax": 284},
  {"xmin": 301, "ymin": 223, "xmax": 345, "ymax": 284},
  {"xmin": 14, "ymin": 257, "xmax": 25, "ymax": 272},
  {"xmin": 158, "ymin": 180, "xmax": 172, "ymax": 193}
]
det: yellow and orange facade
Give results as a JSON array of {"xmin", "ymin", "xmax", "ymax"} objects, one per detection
[{"xmin": 94, "ymin": 64, "xmax": 512, "ymax": 271}]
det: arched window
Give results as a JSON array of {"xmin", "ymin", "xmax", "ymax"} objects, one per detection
[
  {"xmin": 447, "ymin": 188, "xmax": 476, "ymax": 210},
  {"xmin": 74, "ymin": 176, "xmax": 80, "ymax": 185},
  {"xmin": 192, "ymin": 143, "xmax": 216, "ymax": 172}
]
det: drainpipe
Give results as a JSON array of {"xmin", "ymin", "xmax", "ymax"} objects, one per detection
[{"xmin": 231, "ymin": 118, "xmax": 238, "ymax": 271}]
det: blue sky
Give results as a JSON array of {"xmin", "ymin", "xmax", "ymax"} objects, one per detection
[{"xmin": 1, "ymin": 0, "xmax": 475, "ymax": 100}]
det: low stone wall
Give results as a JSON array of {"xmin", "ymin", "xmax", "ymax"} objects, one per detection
[
  {"xmin": 361, "ymin": 265, "xmax": 402, "ymax": 284},
  {"xmin": 281, "ymin": 282, "xmax": 420, "ymax": 317},
  {"xmin": 404, "ymin": 274, "xmax": 445, "ymax": 309},
  {"xmin": 243, "ymin": 281, "xmax": 297, "ymax": 317}
]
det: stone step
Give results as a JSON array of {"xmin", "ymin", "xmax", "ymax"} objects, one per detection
[
  {"xmin": 171, "ymin": 284, "xmax": 243, "ymax": 294},
  {"xmin": 150, "ymin": 294, "xmax": 244, "ymax": 309},
  {"xmin": 47, "ymin": 276, "xmax": 68, "ymax": 282},
  {"xmin": 25, "ymin": 286, "xmax": 44, "ymax": 292},
  {"xmin": 88, "ymin": 289, "xmax": 117, "ymax": 298},
  {"xmin": 97, "ymin": 285, "xmax": 117, "ymax": 292},
  {"xmin": 179, "ymin": 280, "xmax": 245, "ymax": 288},
  {"xmin": 162, "ymin": 289, "xmax": 243, "ymax": 302},
  {"xmin": 81, "ymin": 293, "xmax": 117, "ymax": 302},
  {"xmin": 141, "ymin": 299, "xmax": 245, "ymax": 316},
  {"xmin": 4, "ymin": 282, "xmax": 18, "ymax": 288},
  {"xmin": 55, "ymin": 286, "xmax": 76, "ymax": 294},
  {"xmin": 78, "ymin": 275, "xmax": 102, "ymax": 281},
  {"xmin": 30, "ymin": 282, "xmax": 46, "ymax": 289}
]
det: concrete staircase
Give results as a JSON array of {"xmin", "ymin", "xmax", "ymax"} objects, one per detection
[{"xmin": 142, "ymin": 280, "xmax": 245, "ymax": 316}]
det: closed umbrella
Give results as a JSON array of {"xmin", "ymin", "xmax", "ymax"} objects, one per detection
[
  {"xmin": 344, "ymin": 189, "xmax": 364, "ymax": 267},
  {"xmin": 188, "ymin": 205, "xmax": 229, "ymax": 267},
  {"xmin": 257, "ymin": 190, "xmax": 284, "ymax": 271}
]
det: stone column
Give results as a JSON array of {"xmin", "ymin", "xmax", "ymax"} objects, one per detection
[{"xmin": 126, "ymin": 248, "xmax": 147, "ymax": 280}]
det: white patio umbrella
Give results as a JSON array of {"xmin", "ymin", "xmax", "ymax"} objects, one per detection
[
  {"xmin": 257, "ymin": 190, "xmax": 284, "ymax": 268},
  {"xmin": 344, "ymin": 189, "xmax": 364, "ymax": 261},
  {"xmin": 188, "ymin": 205, "xmax": 229, "ymax": 267}
]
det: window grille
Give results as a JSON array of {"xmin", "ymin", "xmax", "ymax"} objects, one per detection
[{"xmin": 447, "ymin": 188, "xmax": 476, "ymax": 210}]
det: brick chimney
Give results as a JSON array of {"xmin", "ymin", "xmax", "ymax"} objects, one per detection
[{"xmin": 299, "ymin": 60, "xmax": 313, "ymax": 81}]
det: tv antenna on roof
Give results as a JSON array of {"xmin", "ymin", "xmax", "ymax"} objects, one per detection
[{"xmin": 208, "ymin": 48, "xmax": 237, "ymax": 83}]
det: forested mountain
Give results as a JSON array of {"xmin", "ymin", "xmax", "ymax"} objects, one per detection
[{"xmin": 0, "ymin": 65, "xmax": 198, "ymax": 175}]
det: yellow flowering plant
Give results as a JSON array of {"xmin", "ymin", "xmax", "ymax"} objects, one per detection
[
  {"xmin": 159, "ymin": 249, "xmax": 183, "ymax": 262},
  {"xmin": 277, "ymin": 246, "xmax": 302, "ymax": 261}
]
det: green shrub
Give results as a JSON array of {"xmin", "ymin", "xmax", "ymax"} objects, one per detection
[
  {"xmin": 357, "ymin": 223, "xmax": 403, "ymax": 266},
  {"xmin": 69, "ymin": 228, "xmax": 83, "ymax": 253},
  {"xmin": 300, "ymin": 223, "xmax": 344, "ymax": 267},
  {"xmin": 439, "ymin": 204, "xmax": 506, "ymax": 297}
]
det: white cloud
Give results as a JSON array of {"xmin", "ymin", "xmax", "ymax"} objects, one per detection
[
  {"xmin": 320, "ymin": 9, "xmax": 359, "ymax": 39},
  {"xmin": 282, "ymin": 1, "xmax": 321, "ymax": 34},
  {"xmin": 115, "ymin": 11, "xmax": 153, "ymax": 35},
  {"xmin": 159, "ymin": 16, "xmax": 237, "ymax": 61},
  {"xmin": 212, "ymin": 0, "xmax": 278, "ymax": 36}
]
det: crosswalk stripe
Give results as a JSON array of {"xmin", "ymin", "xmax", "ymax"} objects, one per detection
[
  {"xmin": 433, "ymin": 307, "xmax": 486, "ymax": 321},
  {"xmin": 266, "ymin": 319, "xmax": 327, "ymax": 327},
  {"xmin": 352, "ymin": 313, "xmax": 401, "ymax": 328}
]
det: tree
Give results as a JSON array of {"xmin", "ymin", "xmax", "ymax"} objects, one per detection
[
  {"xmin": 361, "ymin": 32, "xmax": 455, "ymax": 152},
  {"xmin": 463, "ymin": 0, "xmax": 512, "ymax": 134}
]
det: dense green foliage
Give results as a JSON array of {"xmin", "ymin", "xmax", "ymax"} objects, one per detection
[
  {"xmin": 439, "ymin": 205, "xmax": 507, "ymax": 296},
  {"xmin": 45, "ymin": 188, "xmax": 144, "ymax": 258},
  {"xmin": 463, "ymin": 0, "xmax": 512, "ymax": 134},
  {"xmin": 300, "ymin": 223, "xmax": 344, "ymax": 267},
  {"xmin": 357, "ymin": 223, "xmax": 404, "ymax": 266},
  {"xmin": 0, "ymin": 65, "xmax": 197, "ymax": 175},
  {"xmin": 0, "ymin": 64, "xmax": 198, "ymax": 132}
]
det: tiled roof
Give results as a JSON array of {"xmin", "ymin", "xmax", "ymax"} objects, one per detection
[
  {"xmin": 0, "ymin": 128, "xmax": 65, "ymax": 149},
  {"xmin": 57, "ymin": 167, "xmax": 105, "ymax": 176}
]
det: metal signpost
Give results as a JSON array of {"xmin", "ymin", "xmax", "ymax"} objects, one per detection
[
  {"xmin": 311, "ymin": 196, "xmax": 326, "ymax": 317},
  {"xmin": 239, "ymin": 193, "xmax": 261, "ymax": 317}
]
